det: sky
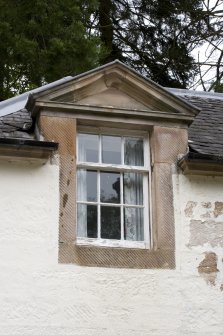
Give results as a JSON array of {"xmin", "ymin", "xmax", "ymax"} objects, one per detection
[{"xmin": 191, "ymin": 0, "xmax": 223, "ymax": 91}]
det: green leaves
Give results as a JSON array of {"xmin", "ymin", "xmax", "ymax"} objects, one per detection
[
  {"xmin": 96, "ymin": 0, "xmax": 204, "ymax": 88},
  {"xmin": 0, "ymin": 0, "xmax": 101, "ymax": 100},
  {"xmin": 1, "ymin": 0, "xmax": 219, "ymax": 98}
]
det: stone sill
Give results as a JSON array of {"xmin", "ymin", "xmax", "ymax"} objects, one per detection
[{"xmin": 76, "ymin": 237, "xmax": 150, "ymax": 249}]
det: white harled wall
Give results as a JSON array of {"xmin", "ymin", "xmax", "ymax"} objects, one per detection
[{"xmin": 0, "ymin": 159, "xmax": 223, "ymax": 335}]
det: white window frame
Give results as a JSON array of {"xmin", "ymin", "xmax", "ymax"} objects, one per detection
[{"xmin": 76, "ymin": 126, "xmax": 151, "ymax": 249}]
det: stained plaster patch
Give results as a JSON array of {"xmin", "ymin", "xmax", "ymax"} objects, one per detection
[
  {"xmin": 185, "ymin": 201, "xmax": 223, "ymax": 247},
  {"xmin": 198, "ymin": 252, "xmax": 219, "ymax": 286},
  {"xmin": 184, "ymin": 201, "xmax": 197, "ymax": 218},
  {"xmin": 214, "ymin": 202, "xmax": 223, "ymax": 218},
  {"xmin": 202, "ymin": 202, "xmax": 211, "ymax": 209},
  {"xmin": 189, "ymin": 220, "xmax": 223, "ymax": 247}
]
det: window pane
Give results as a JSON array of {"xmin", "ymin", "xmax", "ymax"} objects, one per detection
[
  {"xmin": 77, "ymin": 170, "xmax": 97, "ymax": 202},
  {"xmin": 78, "ymin": 133, "xmax": 99, "ymax": 162},
  {"xmin": 102, "ymin": 135, "xmax": 121, "ymax": 164},
  {"xmin": 101, "ymin": 206, "xmax": 121, "ymax": 239},
  {"xmin": 124, "ymin": 173, "xmax": 143, "ymax": 205},
  {"xmin": 124, "ymin": 137, "xmax": 144, "ymax": 166},
  {"xmin": 124, "ymin": 208, "xmax": 144, "ymax": 241},
  {"xmin": 101, "ymin": 172, "xmax": 120, "ymax": 203},
  {"xmin": 77, "ymin": 204, "xmax": 97, "ymax": 238}
]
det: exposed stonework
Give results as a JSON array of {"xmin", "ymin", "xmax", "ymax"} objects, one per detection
[
  {"xmin": 198, "ymin": 252, "xmax": 219, "ymax": 285},
  {"xmin": 189, "ymin": 219, "xmax": 223, "ymax": 247},
  {"xmin": 214, "ymin": 202, "xmax": 223, "ymax": 218},
  {"xmin": 202, "ymin": 201, "xmax": 212, "ymax": 209},
  {"xmin": 184, "ymin": 201, "xmax": 197, "ymax": 218},
  {"xmin": 200, "ymin": 211, "xmax": 211, "ymax": 219},
  {"xmin": 185, "ymin": 201, "xmax": 223, "ymax": 247}
]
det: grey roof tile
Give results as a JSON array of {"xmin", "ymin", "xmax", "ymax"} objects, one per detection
[
  {"xmin": 179, "ymin": 95, "xmax": 223, "ymax": 157},
  {"xmin": 0, "ymin": 109, "xmax": 34, "ymax": 139}
]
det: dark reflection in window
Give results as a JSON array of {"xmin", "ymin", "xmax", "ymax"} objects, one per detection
[
  {"xmin": 77, "ymin": 204, "xmax": 97, "ymax": 238},
  {"xmin": 101, "ymin": 206, "xmax": 121, "ymax": 239},
  {"xmin": 87, "ymin": 205, "xmax": 97, "ymax": 238},
  {"xmin": 102, "ymin": 135, "xmax": 121, "ymax": 164},
  {"xmin": 87, "ymin": 170, "xmax": 97, "ymax": 202},
  {"xmin": 101, "ymin": 172, "xmax": 120, "ymax": 203}
]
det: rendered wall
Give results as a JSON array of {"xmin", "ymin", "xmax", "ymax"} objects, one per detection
[{"xmin": 0, "ymin": 159, "xmax": 223, "ymax": 335}]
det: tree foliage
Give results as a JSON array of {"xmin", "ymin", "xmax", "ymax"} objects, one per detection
[
  {"xmin": 94, "ymin": 0, "xmax": 205, "ymax": 88},
  {"xmin": 1, "ymin": 0, "xmax": 223, "ymax": 99},
  {"xmin": 0, "ymin": 0, "xmax": 100, "ymax": 100}
]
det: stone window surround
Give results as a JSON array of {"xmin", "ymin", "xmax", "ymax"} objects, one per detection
[{"xmin": 38, "ymin": 108, "xmax": 188, "ymax": 269}]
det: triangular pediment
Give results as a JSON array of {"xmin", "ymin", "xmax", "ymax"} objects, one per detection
[
  {"xmin": 72, "ymin": 87, "xmax": 151, "ymax": 111},
  {"xmin": 29, "ymin": 60, "xmax": 200, "ymax": 121}
]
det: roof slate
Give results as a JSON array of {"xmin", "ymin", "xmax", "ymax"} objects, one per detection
[
  {"xmin": 176, "ymin": 94, "xmax": 223, "ymax": 157},
  {"xmin": 0, "ymin": 109, "xmax": 33, "ymax": 139}
]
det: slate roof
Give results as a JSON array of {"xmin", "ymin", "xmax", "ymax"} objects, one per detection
[
  {"xmin": 0, "ymin": 84, "xmax": 223, "ymax": 158},
  {"xmin": 0, "ymin": 108, "xmax": 33, "ymax": 139},
  {"xmin": 0, "ymin": 75, "xmax": 73, "ymax": 140},
  {"xmin": 168, "ymin": 89, "xmax": 223, "ymax": 157},
  {"xmin": 184, "ymin": 96, "xmax": 223, "ymax": 157}
]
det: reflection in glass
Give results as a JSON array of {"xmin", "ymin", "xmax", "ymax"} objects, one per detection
[
  {"xmin": 124, "ymin": 172, "xmax": 143, "ymax": 205},
  {"xmin": 77, "ymin": 170, "xmax": 97, "ymax": 202},
  {"xmin": 124, "ymin": 137, "xmax": 144, "ymax": 166},
  {"xmin": 101, "ymin": 206, "xmax": 121, "ymax": 239},
  {"xmin": 101, "ymin": 172, "xmax": 120, "ymax": 203},
  {"xmin": 124, "ymin": 208, "xmax": 144, "ymax": 241},
  {"xmin": 77, "ymin": 204, "xmax": 97, "ymax": 238},
  {"xmin": 78, "ymin": 133, "xmax": 99, "ymax": 162},
  {"xmin": 102, "ymin": 135, "xmax": 121, "ymax": 164}
]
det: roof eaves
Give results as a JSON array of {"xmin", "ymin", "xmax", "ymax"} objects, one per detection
[
  {"xmin": 0, "ymin": 137, "xmax": 58, "ymax": 161},
  {"xmin": 178, "ymin": 151, "xmax": 223, "ymax": 175},
  {"xmin": 0, "ymin": 76, "xmax": 73, "ymax": 118}
]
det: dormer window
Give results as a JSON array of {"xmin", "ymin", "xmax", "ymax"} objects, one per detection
[
  {"xmin": 35, "ymin": 61, "xmax": 196, "ymax": 268},
  {"xmin": 76, "ymin": 129, "xmax": 150, "ymax": 249}
]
